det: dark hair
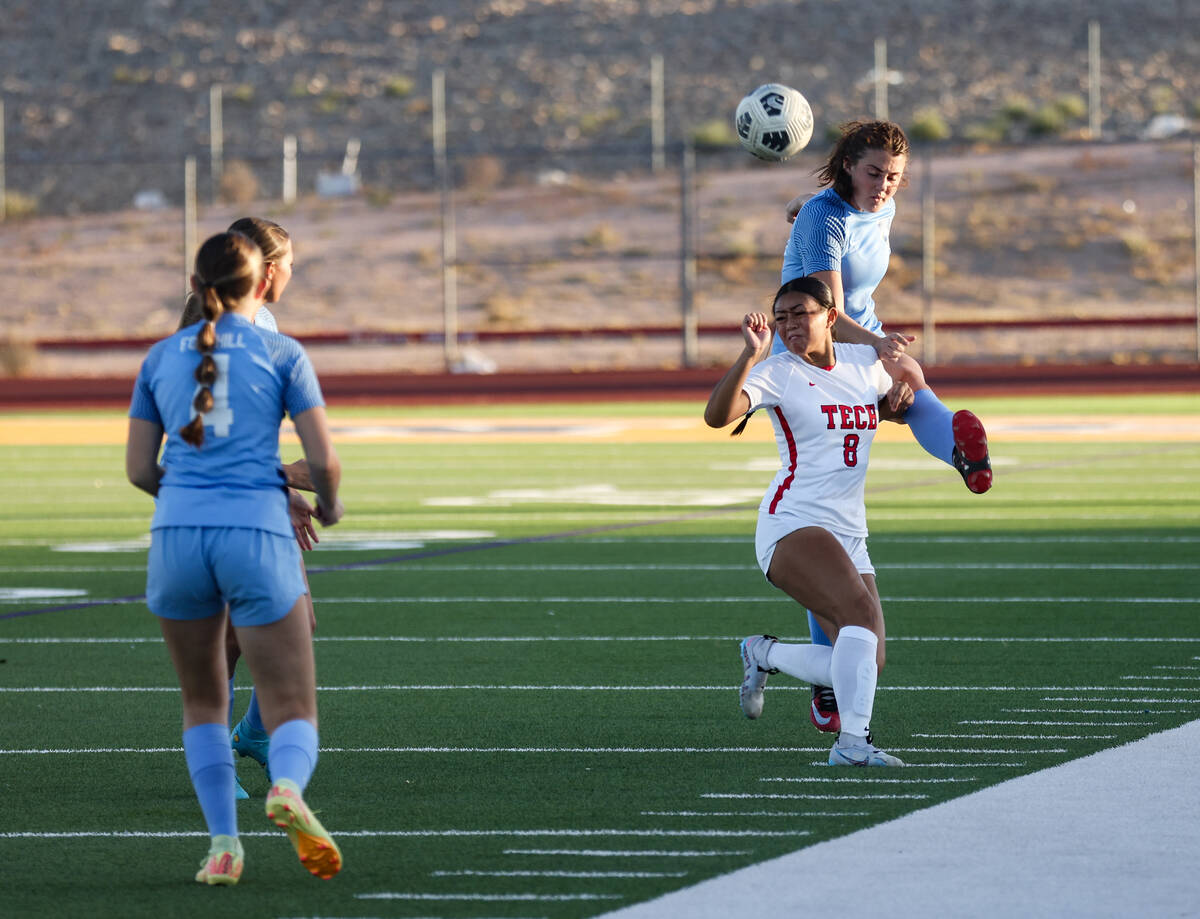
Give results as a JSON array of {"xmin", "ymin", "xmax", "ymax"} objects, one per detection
[
  {"xmin": 178, "ymin": 232, "xmax": 263, "ymax": 447},
  {"xmin": 772, "ymin": 275, "xmax": 835, "ymax": 312},
  {"xmin": 816, "ymin": 120, "xmax": 910, "ymax": 202}
]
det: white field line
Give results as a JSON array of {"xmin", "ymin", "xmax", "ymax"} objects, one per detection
[
  {"xmin": 8, "ymin": 561, "xmax": 1199, "ymax": 573},
  {"xmin": 701, "ymin": 793, "xmax": 930, "ymax": 801},
  {"xmin": 0, "ymin": 828, "xmax": 805, "ymax": 840},
  {"xmin": 1121, "ymin": 675, "xmax": 1200, "ymax": 680},
  {"xmin": 912, "ymin": 739, "xmax": 1118, "ymax": 743},
  {"xmin": 641, "ymin": 811, "xmax": 870, "ymax": 818},
  {"xmin": 959, "ymin": 720, "xmax": 1151, "ymax": 726},
  {"xmin": 3, "ymin": 684, "xmax": 1199, "ymax": 695},
  {"xmin": 1005, "ymin": 708, "xmax": 1188, "ymax": 714},
  {"xmin": 5, "ymin": 595, "xmax": 1199, "ymax": 606},
  {"xmin": 758, "ymin": 777, "xmax": 977, "ymax": 784},
  {"xmin": 357, "ymin": 897, "xmax": 619, "ymax": 902},
  {"xmin": 431, "ymin": 870, "xmax": 687, "ymax": 879},
  {"xmin": 1041, "ymin": 696, "xmax": 1200, "ymax": 703},
  {"xmin": 504, "ymin": 849, "xmax": 749, "ymax": 857},
  {"xmin": 5, "ymin": 634, "xmax": 1200, "ymax": 645}
]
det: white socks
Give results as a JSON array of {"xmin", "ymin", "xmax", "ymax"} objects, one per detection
[
  {"xmin": 830, "ymin": 625, "xmax": 879, "ymax": 738},
  {"xmin": 764, "ymin": 641, "xmax": 832, "ymax": 687}
]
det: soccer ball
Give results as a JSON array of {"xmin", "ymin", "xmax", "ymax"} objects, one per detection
[{"xmin": 734, "ymin": 83, "xmax": 814, "ymax": 162}]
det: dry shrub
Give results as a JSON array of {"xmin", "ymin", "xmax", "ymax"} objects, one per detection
[
  {"xmin": 483, "ymin": 294, "xmax": 536, "ymax": 327},
  {"xmin": 460, "ymin": 155, "xmax": 505, "ymax": 192},
  {"xmin": 219, "ymin": 159, "xmax": 259, "ymax": 205},
  {"xmin": 0, "ymin": 336, "xmax": 37, "ymax": 377}
]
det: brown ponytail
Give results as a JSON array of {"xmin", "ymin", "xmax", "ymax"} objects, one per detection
[{"xmin": 179, "ymin": 232, "xmax": 263, "ymax": 447}]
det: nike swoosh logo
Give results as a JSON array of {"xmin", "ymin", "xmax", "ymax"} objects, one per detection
[
  {"xmin": 808, "ymin": 382, "xmax": 816, "ymax": 387},
  {"xmin": 811, "ymin": 702, "xmax": 834, "ymax": 725}
]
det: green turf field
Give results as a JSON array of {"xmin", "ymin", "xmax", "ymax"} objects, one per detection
[{"xmin": 2, "ymin": 394, "xmax": 1199, "ymax": 918}]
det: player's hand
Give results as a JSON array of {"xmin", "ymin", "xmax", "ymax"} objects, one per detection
[
  {"xmin": 315, "ymin": 497, "xmax": 344, "ymax": 527},
  {"xmin": 742, "ymin": 312, "xmax": 773, "ymax": 354},
  {"xmin": 287, "ymin": 489, "xmax": 318, "ymax": 551},
  {"xmin": 874, "ymin": 331, "xmax": 914, "ymax": 363},
  {"xmin": 785, "ymin": 194, "xmax": 812, "ymax": 223},
  {"xmin": 885, "ymin": 380, "xmax": 914, "ymax": 415}
]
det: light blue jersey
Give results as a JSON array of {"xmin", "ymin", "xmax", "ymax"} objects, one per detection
[
  {"xmin": 129, "ymin": 312, "xmax": 324, "ymax": 537},
  {"xmin": 254, "ymin": 304, "xmax": 278, "ymax": 332},
  {"xmin": 781, "ymin": 187, "xmax": 895, "ymax": 336}
]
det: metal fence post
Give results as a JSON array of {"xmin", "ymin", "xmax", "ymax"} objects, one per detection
[
  {"xmin": 680, "ymin": 142, "xmax": 697, "ymax": 367},
  {"xmin": 183, "ymin": 156, "xmax": 197, "ymax": 296},
  {"xmin": 921, "ymin": 151, "xmax": 937, "ymax": 365},
  {"xmin": 433, "ymin": 69, "xmax": 459, "ymax": 370},
  {"xmin": 0, "ymin": 98, "xmax": 6, "ymax": 222},
  {"xmin": 209, "ymin": 85, "xmax": 223, "ymax": 205},
  {"xmin": 282, "ymin": 135, "xmax": 297, "ymax": 204},
  {"xmin": 1088, "ymin": 21, "xmax": 1102, "ymax": 140},
  {"xmin": 651, "ymin": 53, "xmax": 665, "ymax": 174},
  {"xmin": 874, "ymin": 38, "xmax": 889, "ymax": 122},
  {"xmin": 1193, "ymin": 139, "xmax": 1200, "ymax": 362}
]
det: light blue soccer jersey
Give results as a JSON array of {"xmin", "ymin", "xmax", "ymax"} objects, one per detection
[
  {"xmin": 129, "ymin": 312, "xmax": 324, "ymax": 536},
  {"xmin": 254, "ymin": 305, "xmax": 278, "ymax": 332},
  {"xmin": 780, "ymin": 186, "xmax": 895, "ymax": 336}
]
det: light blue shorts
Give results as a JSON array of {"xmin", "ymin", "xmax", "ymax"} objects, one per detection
[{"xmin": 147, "ymin": 526, "xmax": 306, "ymax": 626}]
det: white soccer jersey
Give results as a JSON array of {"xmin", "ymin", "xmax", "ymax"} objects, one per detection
[{"xmin": 742, "ymin": 342, "xmax": 891, "ymax": 545}]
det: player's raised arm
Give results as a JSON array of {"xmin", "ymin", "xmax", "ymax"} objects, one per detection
[{"xmin": 704, "ymin": 312, "xmax": 772, "ymax": 428}]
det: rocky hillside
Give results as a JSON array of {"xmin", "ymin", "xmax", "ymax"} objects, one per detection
[{"xmin": 3, "ymin": 0, "xmax": 1198, "ymax": 214}]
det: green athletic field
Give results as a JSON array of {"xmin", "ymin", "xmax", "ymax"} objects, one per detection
[{"xmin": 2, "ymin": 393, "xmax": 1198, "ymax": 918}]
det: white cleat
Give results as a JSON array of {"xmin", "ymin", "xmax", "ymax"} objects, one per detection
[
  {"xmin": 828, "ymin": 734, "xmax": 905, "ymax": 767},
  {"xmin": 739, "ymin": 634, "xmax": 778, "ymax": 719}
]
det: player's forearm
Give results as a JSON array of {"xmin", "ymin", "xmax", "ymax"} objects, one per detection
[
  {"xmin": 704, "ymin": 346, "xmax": 757, "ymax": 428},
  {"xmin": 282, "ymin": 458, "xmax": 313, "ymax": 491}
]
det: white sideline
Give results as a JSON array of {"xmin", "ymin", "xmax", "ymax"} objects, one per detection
[{"xmin": 597, "ymin": 719, "xmax": 1200, "ymax": 919}]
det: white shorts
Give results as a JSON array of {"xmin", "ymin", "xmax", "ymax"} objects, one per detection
[{"xmin": 756, "ymin": 524, "xmax": 875, "ymax": 580}]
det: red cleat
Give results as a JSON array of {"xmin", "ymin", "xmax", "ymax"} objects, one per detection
[
  {"xmin": 810, "ymin": 685, "xmax": 841, "ymax": 734},
  {"xmin": 951, "ymin": 410, "xmax": 992, "ymax": 494}
]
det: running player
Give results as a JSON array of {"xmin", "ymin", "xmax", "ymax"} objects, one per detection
[
  {"xmin": 179, "ymin": 217, "xmax": 311, "ymax": 800},
  {"xmin": 127, "ymin": 231, "xmax": 344, "ymax": 883},
  {"xmin": 777, "ymin": 121, "xmax": 992, "ymax": 733},
  {"xmin": 705, "ymin": 275, "xmax": 926, "ymax": 766}
]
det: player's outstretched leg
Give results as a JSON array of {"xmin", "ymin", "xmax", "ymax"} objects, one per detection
[
  {"xmin": 905, "ymin": 389, "xmax": 992, "ymax": 494},
  {"xmin": 951, "ymin": 409, "xmax": 992, "ymax": 494},
  {"xmin": 825, "ymin": 625, "xmax": 904, "ymax": 767}
]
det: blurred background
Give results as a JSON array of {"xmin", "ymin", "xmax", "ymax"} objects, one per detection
[{"xmin": 1, "ymin": 0, "xmax": 1198, "ymax": 380}]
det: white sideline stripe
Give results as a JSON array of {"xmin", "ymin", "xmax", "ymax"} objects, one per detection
[
  {"xmin": 431, "ymin": 870, "xmax": 687, "ymax": 879},
  {"xmin": 595, "ymin": 720, "xmax": 1200, "ymax": 919},
  {"xmin": 1122, "ymin": 674, "xmax": 1200, "ymax": 680},
  {"xmin": 1042, "ymin": 696, "xmax": 1200, "ymax": 702},
  {"xmin": 505, "ymin": 849, "xmax": 748, "ymax": 857}
]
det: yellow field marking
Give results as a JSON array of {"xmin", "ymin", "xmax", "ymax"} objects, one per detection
[{"xmin": 1, "ymin": 414, "xmax": 1197, "ymax": 446}]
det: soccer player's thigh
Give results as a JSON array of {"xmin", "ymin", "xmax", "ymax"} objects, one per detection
[
  {"xmin": 767, "ymin": 526, "xmax": 880, "ymax": 634},
  {"xmin": 211, "ymin": 528, "xmax": 316, "ymax": 730},
  {"xmin": 147, "ymin": 527, "xmax": 229, "ymax": 721}
]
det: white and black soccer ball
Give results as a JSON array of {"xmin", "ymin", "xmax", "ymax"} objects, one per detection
[{"xmin": 735, "ymin": 83, "xmax": 814, "ymax": 162}]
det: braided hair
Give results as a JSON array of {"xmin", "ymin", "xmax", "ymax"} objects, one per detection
[{"xmin": 178, "ymin": 232, "xmax": 263, "ymax": 447}]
